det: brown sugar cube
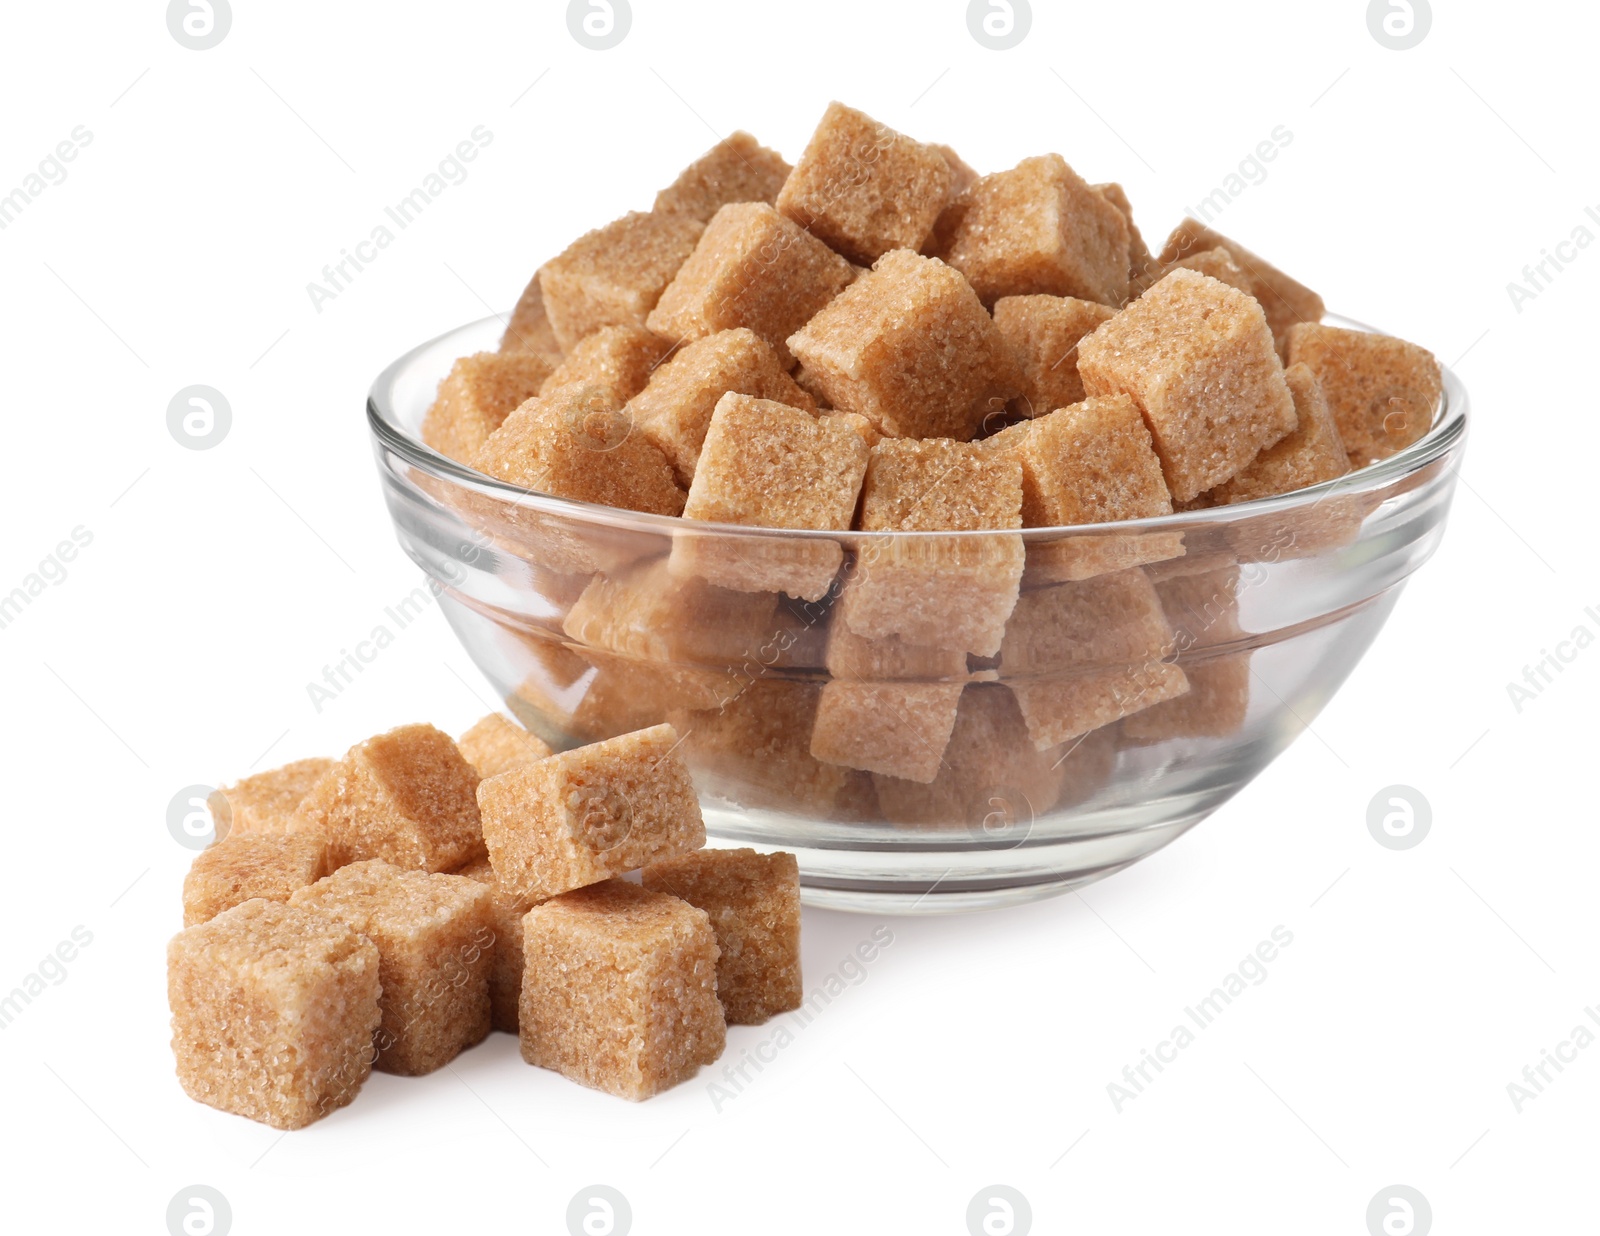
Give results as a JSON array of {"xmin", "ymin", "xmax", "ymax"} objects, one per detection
[
  {"xmin": 474, "ymin": 383, "xmax": 686, "ymax": 516},
  {"xmin": 208, "ymin": 757, "xmax": 334, "ymax": 840},
  {"xmin": 1077, "ymin": 268, "xmax": 1298, "ymax": 503},
  {"xmin": 993, "ymin": 394, "xmax": 1184, "ymax": 583},
  {"xmin": 670, "ymin": 394, "xmax": 869, "ymax": 601},
  {"xmin": 815, "ymin": 622, "xmax": 973, "ymax": 786},
  {"xmin": 873, "ymin": 683, "xmax": 1072, "ymax": 828},
  {"xmin": 934, "ymin": 155, "xmax": 1131, "ymax": 307},
  {"xmin": 453, "ymin": 856, "xmax": 531, "ymax": 1034},
  {"xmin": 564, "ymin": 556, "xmax": 780, "ymax": 668},
  {"xmin": 787, "ymin": 248, "xmax": 1021, "ymax": 441},
  {"xmin": 669, "ymin": 681, "xmax": 856, "ymax": 815},
  {"xmin": 856, "ymin": 435, "xmax": 1019, "ymax": 534},
  {"xmin": 992, "ymin": 295, "xmax": 1117, "ymax": 416},
  {"xmin": 292, "ymin": 724, "xmax": 483, "ymax": 872},
  {"xmin": 1003, "ymin": 569, "xmax": 1177, "ymax": 670},
  {"xmin": 1284, "ymin": 322, "xmax": 1441, "ymax": 465},
  {"xmin": 826, "ymin": 616, "xmax": 970, "ymax": 682},
  {"xmin": 810, "ymin": 680, "xmax": 965, "ymax": 784},
  {"xmin": 499, "ymin": 268, "xmax": 565, "ymax": 365},
  {"xmin": 477, "ymin": 724, "xmax": 706, "ymax": 904},
  {"xmin": 980, "ymin": 395, "xmax": 1186, "ymax": 578},
  {"xmin": 168, "ymin": 899, "xmax": 381, "ymax": 1129},
  {"xmin": 458, "ymin": 714, "xmax": 553, "ymax": 780},
  {"xmin": 654, "ymin": 130, "xmax": 793, "ymax": 223},
  {"xmin": 1011, "ymin": 659, "xmax": 1189, "ymax": 749},
  {"xmin": 519, "ymin": 879, "xmax": 724, "ymax": 1100},
  {"xmin": 289, "ymin": 860, "xmax": 493, "ymax": 1075},
  {"xmin": 642, "ymin": 848, "xmax": 802, "ymax": 1025},
  {"xmin": 1010, "ymin": 395, "xmax": 1174, "ymax": 523},
  {"xmin": 647, "ymin": 203, "xmax": 856, "ymax": 367},
  {"xmin": 182, "ymin": 833, "xmax": 333, "ymax": 927},
  {"xmin": 1158, "ymin": 219, "xmax": 1325, "ymax": 347},
  {"xmin": 537, "ymin": 325, "xmax": 672, "ymax": 406},
  {"xmin": 775, "ymin": 102, "xmax": 952, "ymax": 264},
  {"xmin": 422, "ymin": 352, "xmax": 556, "ymax": 464},
  {"xmin": 1093, "ymin": 182, "xmax": 1157, "ymax": 298},
  {"xmin": 1207, "ymin": 363, "xmax": 1351, "ymax": 504},
  {"xmin": 1123, "ymin": 569, "xmax": 1251, "ymax": 741},
  {"xmin": 1001, "ymin": 570, "xmax": 1188, "ymax": 748},
  {"xmin": 1161, "ymin": 245, "xmax": 1252, "ymax": 297},
  {"xmin": 837, "ymin": 438, "xmax": 1024, "ymax": 658},
  {"xmin": 539, "ymin": 211, "xmax": 705, "ymax": 352},
  {"xmin": 630, "ymin": 329, "xmax": 819, "ymax": 486}
]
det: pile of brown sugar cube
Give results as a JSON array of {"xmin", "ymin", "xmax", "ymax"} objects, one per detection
[
  {"xmin": 413, "ymin": 101, "xmax": 1444, "ymax": 800},
  {"xmin": 423, "ymin": 99, "xmax": 1443, "ymax": 535},
  {"xmin": 168, "ymin": 717, "xmax": 802, "ymax": 1129}
]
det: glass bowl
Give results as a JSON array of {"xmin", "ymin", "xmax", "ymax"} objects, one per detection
[{"xmin": 368, "ymin": 314, "xmax": 1467, "ymax": 913}]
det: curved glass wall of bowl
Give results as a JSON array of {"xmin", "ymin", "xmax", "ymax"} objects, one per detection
[{"xmin": 369, "ymin": 315, "xmax": 1467, "ymax": 913}]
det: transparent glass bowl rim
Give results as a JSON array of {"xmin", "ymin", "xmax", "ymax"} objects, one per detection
[{"xmin": 367, "ymin": 311, "xmax": 1469, "ymax": 543}]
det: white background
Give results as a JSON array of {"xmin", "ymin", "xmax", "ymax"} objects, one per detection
[{"xmin": 1, "ymin": 1, "xmax": 1594, "ymax": 1232}]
